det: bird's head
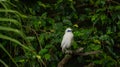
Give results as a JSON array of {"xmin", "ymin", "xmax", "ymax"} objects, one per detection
[{"xmin": 65, "ymin": 28, "xmax": 72, "ymax": 33}]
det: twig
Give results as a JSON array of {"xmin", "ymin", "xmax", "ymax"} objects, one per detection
[
  {"xmin": 31, "ymin": 28, "xmax": 42, "ymax": 50},
  {"xmin": 22, "ymin": 25, "xmax": 42, "ymax": 49}
]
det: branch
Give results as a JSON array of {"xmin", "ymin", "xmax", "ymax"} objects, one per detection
[
  {"xmin": 78, "ymin": 50, "xmax": 102, "ymax": 56},
  {"xmin": 58, "ymin": 48, "xmax": 102, "ymax": 67},
  {"xmin": 58, "ymin": 55, "xmax": 72, "ymax": 67}
]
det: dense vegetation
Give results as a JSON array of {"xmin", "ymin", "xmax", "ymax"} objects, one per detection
[{"xmin": 0, "ymin": 0, "xmax": 120, "ymax": 67}]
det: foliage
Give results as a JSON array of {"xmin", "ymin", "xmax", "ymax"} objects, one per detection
[{"xmin": 0, "ymin": 0, "xmax": 120, "ymax": 67}]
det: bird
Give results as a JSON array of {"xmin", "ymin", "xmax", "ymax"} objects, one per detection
[{"xmin": 61, "ymin": 28, "xmax": 74, "ymax": 53}]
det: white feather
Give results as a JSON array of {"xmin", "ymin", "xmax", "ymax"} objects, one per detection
[{"xmin": 61, "ymin": 28, "xmax": 73, "ymax": 52}]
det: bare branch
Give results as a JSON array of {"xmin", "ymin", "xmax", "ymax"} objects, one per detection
[
  {"xmin": 58, "ymin": 48, "xmax": 102, "ymax": 67},
  {"xmin": 78, "ymin": 50, "xmax": 102, "ymax": 56},
  {"xmin": 58, "ymin": 55, "xmax": 72, "ymax": 67}
]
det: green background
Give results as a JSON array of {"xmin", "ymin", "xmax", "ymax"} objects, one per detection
[{"xmin": 0, "ymin": 0, "xmax": 120, "ymax": 67}]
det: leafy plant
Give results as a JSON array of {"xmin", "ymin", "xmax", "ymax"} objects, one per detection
[{"xmin": 0, "ymin": 0, "xmax": 120, "ymax": 67}]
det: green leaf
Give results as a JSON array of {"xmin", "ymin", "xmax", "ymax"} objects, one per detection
[
  {"xmin": 0, "ymin": 34, "xmax": 30, "ymax": 50},
  {"xmin": 93, "ymin": 39, "xmax": 101, "ymax": 44},
  {"xmin": 89, "ymin": 44, "xmax": 101, "ymax": 51},
  {"xmin": 44, "ymin": 54, "xmax": 51, "ymax": 60},
  {"xmin": 74, "ymin": 28, "xmax": 93, "ymax": 39},
  {"xmin": 0, "ymin": 9, "xmax": 27, "ymax": 18},
  {"xmin": 106, "ymin": 46, "xmax": 118, "ymax": 58},
  {"xmin": 41, "ymin": 12, "xmax": 47, "ymax": 19},
  {"xmin": 14, "ymin": 56, "xmax": 26, "ymax": 63},
  {"xmin": 100, "ymin": 35, "xmax": 109, "ymax": 41},
  {"xmin": 57, "ymin": 0, "xmax": 63, "ymax": 4},
  {"xmin": 63, "ymin": 19, "xmax": 72, "ymax": 26},
  {"xmin": 39, "ymin": 33, "xmax": 45, "ymax": 45},
  {"xmin": 100, "ymin": 35, "xmax": 114, "ymax": 45},
  {"xmin": 115, "ymin": 6, "xmax": 120, "ymax": 10},
  {"xmin": 0, "ymin": 26, "xmax": 24, "ymax": 37},
  {"xmin": 26, "ymin": 36, "xmax": 35, "ymax": 41},
  {"xmin": 47, "ymin": 18, "xmax": 55, "ymax": 25},
  {"xmin": 36, "ymin": 55, "xmax": 41, "ymax": 60},
  {"xmin": 100, "ymin": 14, "xmax": 106, "ymax": 21},
  {"xmin": 72, "ymin": 41, "xmax": 78, "ymax": 49},
  {"xmin": 0, "ymin": 43, "xmax": 18, "ymax": 67},
  {"xmin": 0, "ymin": 59, "xmax": 8, "ymax": 67},
  {"xmin": 38, "ymin": 1, "xmax": 46, "ymax": 8},
  {"xmin": 93, "ymin": 60, "xmax": 102, "ymax": 64},
  {"xmin": 91, "ymin": 14, "xmax": 99, "ymax": 22},
  {"xmin": 45, "ymin": 45, "xmax": 53, "ymax": 49},
  {"xmin": 0, "ymin": 18, "xmax": 21, "ymax": 26},
  {"xmin": 39, "ymin": 49, "xmax": 48, "ymax": 55},
  {"xmin": 117, "ymin": 21, "xmax": 120, "ymax": 29}
]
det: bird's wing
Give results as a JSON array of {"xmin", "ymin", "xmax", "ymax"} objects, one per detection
[
  {"xmin": 61, "ymin": 32, "xmax": 73, "ymax": 52},
  {"xmin": 61, "ymin": 33, "xmax": 73, "ymax": 47},
  {"xmin": 61, "ymin": 35, "xmax": 66, "ymax": 48},
  {"xmin": 61, "ymin": 33, "xmax": 68, "ymax": 47}
]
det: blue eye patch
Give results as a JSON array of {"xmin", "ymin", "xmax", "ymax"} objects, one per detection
[{"xmin": 67, "ymin": 30, "xmax": 72, "ymax": 32}]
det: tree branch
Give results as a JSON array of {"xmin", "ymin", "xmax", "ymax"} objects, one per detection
[
  {"xmin": 58, "ymin": 55, "xmax": 72, "ymax": 67},
  {"xmin": 58, "ymin": 48, "xmax": 102, "ymax": 67},
  {"xmin": 78, "ymin": 50, "xmax": 102, "ymax": 56}
]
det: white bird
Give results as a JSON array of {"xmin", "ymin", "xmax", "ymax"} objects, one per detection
[{"xmin": 61, "ymin": 28, "xmax": 73, "ymax": 53}]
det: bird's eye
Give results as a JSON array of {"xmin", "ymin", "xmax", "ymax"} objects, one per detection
[{"xmin": 67, "ymin": 30, "xmax": 71, "ymax": 32}]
